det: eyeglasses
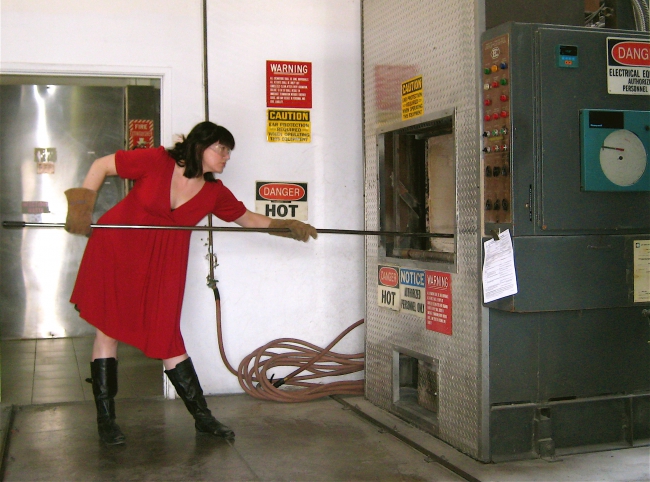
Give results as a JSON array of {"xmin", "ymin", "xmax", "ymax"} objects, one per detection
[{"xmin": 208, "ymin": 143, "xmax": 232, "ymax": 155}]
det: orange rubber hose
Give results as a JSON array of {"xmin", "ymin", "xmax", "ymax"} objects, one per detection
[{"xmin": 214, "ymin": 293, "xmax": 364, "ymax": 402}]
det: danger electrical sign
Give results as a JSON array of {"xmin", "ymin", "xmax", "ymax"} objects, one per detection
[
  {"xmin": 255, "ymin": 181, "xmax": 308, "ymax": 221},
  {"xmin": 607, "ymin": 38, "xmax": 650, "ymax": 95}
]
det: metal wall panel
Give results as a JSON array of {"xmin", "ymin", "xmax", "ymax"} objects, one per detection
[
  {"xmin": 363, "ymin": 1, "xmax": 485, "ymax": 458},
  {"xmin": 0, "ymin": 84, "xmax": 125, "ymax": 339}
]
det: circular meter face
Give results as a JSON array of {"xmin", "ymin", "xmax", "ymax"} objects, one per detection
[{"xmin": 599, "ymin": 129, "xmax": 647, "ymax": 187}]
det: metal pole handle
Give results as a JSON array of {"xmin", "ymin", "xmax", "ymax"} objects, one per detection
[{"xmin": 2, "ymin": 220, "xmax": 453, "ymax": 238}]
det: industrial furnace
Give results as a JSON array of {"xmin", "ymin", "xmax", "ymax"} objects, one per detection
[{"xmin": 363, "ymin": 1, "xmax": 649, "ymax": 462}]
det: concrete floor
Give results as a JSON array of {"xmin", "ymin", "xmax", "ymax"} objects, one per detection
[{"xmin": 1, "ymin": 338, "xmax": 649, "ymax": 482}]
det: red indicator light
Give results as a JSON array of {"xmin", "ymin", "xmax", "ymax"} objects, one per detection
[
  {"xmin": 484, "ymin": 114, "xmax": 492, "ymax": 122},
  {"xmin": 500, "ymin": 94, "xmax": 509, "ymax": 102},
  {"xmin": 492, "ymin": 113, "xmax": 500, "ymax": 120},
  {"xmin": 484, "ymin": 99, "xmax": 492, "ymax": 106},
  {"xmin": 500, "ymin": 110, "xmax": 508, "ymax": 118}
]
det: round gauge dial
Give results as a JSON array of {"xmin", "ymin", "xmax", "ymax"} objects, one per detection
[{"xmin": 599, "ymin": 129, "xmax": 647, "ymax": 187}]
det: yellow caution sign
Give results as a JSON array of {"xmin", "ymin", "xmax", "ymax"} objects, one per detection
[
  {"xmin": 401, "ymin": 75, "xmax": 424, "ymax": 121},
  {"xmin": 267, "ymin": 109, "xmax": 311, "ymax": 143}
]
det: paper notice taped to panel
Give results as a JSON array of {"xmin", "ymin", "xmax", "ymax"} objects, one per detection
[
  {"xmin": 633, "ymin": 240, "xmax": 650, "ymax": 303},
  {"xmin": 482, "ymin": 229, "xmax": 518, "ymax": 303}
]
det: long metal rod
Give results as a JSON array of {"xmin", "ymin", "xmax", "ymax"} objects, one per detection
[{"xmin": 2, "ymin": 221, "xmax": 453, "ymax": 238}]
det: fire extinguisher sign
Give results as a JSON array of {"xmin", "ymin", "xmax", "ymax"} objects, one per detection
[
  {"xmin": 255, "ymin": 181, "xmax": 308, "ymax": 221},
  {"xmin": 128, "ymin": 120, "xmax": 154, "ymax": 149}
]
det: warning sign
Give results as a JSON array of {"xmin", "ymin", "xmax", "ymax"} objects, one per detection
[
  {"xmin": 255, "ymin": 181, "xmax": 308, "ymax": 221},
  {"xmin": 401, "ymin": 75, "xmax": 424, "ymax": 120},
  {"xmin": 607, "ymin": 37, "xmax": 650, "ymax": 95},
  {"xmin": 267, "ymin": 60, "xmax": 312, "ymax": 108},
  {"xmin": 129, "ymin": 120, "xmax": 154, "ymax": 149},
  {"xmin": 425, "ymin": 271, "xmax": 452, "ymax": 335},
  {"xmin": 378, "ymin": 265, "xmax": 400, "ymax": 311},
  {"xmin": 399, "ymin": 268, "xmax": 426, "ymax": 318},
  {"xmin": 267, "ymin": 109, "xmax": 311, "ymax": 143}
]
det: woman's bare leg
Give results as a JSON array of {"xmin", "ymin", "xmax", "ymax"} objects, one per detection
[
  {"xmin": 92, "ymin": 329, "xmax": 119, "ymax": 360},
  {"xmin": 163, "ymin": 353, "xmax": 189, "ymax": 370}
]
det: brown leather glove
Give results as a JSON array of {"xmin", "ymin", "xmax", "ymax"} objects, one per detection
[
  {"xmin": 64, "ymin": 188, "xmax": 97, "ymax": 236},
  {"xmin": 268, "ymin": 219, "xmax": 317, "ymax": 242}
]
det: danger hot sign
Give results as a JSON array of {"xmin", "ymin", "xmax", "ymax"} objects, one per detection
[{"xmin": 255, "ymin": 181, "xmax": 308, "ymax": 221}]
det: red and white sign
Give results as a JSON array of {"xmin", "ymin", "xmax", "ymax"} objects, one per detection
[
  {"xmin": 425, "ymin": 271, "xmax": 452, "ymax": 335},
  {"xmin": 607, "ymin": 37, "xmax": 650, "ymax": 96},
  {"xmin": 378, "ymin": 265, "xmax": 400, "ymax": 311},
  {"xmin": 129, "ymin": 120, "xmax": 154, "ymax": 149},
  {"xmin": 255, "ymin": 181, "xmax": 308, "ymax": 221},
  {"xmin": 266, "ymin": 60, "xmax": 312, "ymax": 108}
]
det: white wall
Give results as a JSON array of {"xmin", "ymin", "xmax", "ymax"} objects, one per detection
[
  {"xmin": 1, "ymin": 0, "xmax": 365, "ymax": 394},
  {"xmin": 183, "ymin": 0, "xmax": 365, "ymax": 393}
]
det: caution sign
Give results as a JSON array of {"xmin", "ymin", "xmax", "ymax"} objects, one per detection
[
  {"xmin": 607, "ymin": 38, "xmax": 650, "ymax": 95},
  {"xmin": 255, "ymin": 181, "xmax": 308, "ymax": 221},
  {"xmin": 378, "ymin": 265, "xmax": 400, "ymax": 311},
  {"xmin": 267, "ymin": 109, "xmax": 311, "ymax": 143},
  {"xmin": 267, "ymin": 60, "xmax": 312, "ymax": 108},
  {"xmin": 401, "ymin": 75, "xmax": 424, "ymax": 120},
  {"xmin": 129, "ymin": 120, "xmax": 154, "ymax": 149},
  {"xmin": 399, "ymin": 268, "xmax": 426, "ymax": 318},
  {"xmin": 425, "ymin": 271, "xmax": 452, "ymax": 335}
]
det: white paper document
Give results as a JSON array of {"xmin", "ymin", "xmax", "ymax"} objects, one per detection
[{"xmin": 482, "ymin": 229, "xmax": 518, "ymax": 303}]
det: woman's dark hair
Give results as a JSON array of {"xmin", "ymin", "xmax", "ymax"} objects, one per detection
[{"xmin": 166, "ymin": 121, "xmax": 235, "ymax": 181}]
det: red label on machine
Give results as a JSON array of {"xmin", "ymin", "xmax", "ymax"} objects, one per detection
[
  {"xmin": 611, "ymin": 41, "xmax": 650, "ymax": 67},
  {"xmin": 425, "ymin": 271, "xmax": 452, "ymax": 335},
  {"xmin": 266, "ymin": 60, "xmax": 312, "ymax": 108},
  {"xmin": 128, "ymin": 120, "xmax": 154, "ymax": 149}
]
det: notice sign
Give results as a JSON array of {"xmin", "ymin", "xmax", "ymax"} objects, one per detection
[
  {"xmin": 401, "ymin": 75, "xmax": 424, "ymax": 121},
  {"xmin": 378, "ymin": 265, "xmax": 400, "ymax": 311},
  {"xmin": 255, "ymin": 181, "xmax": 308, "ymax": 221},
  {"xmin": 607, "ymin": 38, "xmax": 650, "ymax": 95},
  {"xmin": 425, "ymin": 271, "xmax": 452, "ymax": 335},
  {"xmin": 267, "ymin": 60, "xmax": 312, "ymax": 108},
  {"xmin": 633, "ymin": 240, "xmax": 650, "ymax": 303},
  {"xmin": 399, "ymin": 268, "xmax": 426, "ymax": 318},
  {"xmin": 267, "ymin": 109, "xmax": 311, "ymax": 143},
  {"xmin": 129, "ymin": 120, "xmax": 154, "ymax": 149}
]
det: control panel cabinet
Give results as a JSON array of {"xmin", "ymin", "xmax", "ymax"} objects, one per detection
[
  {"xmin": 481, "ymin": 23, "xmax": 650, "ymax": 460},
  {"xmin": 481, "ymin": 23, "xmax": 650, "ymax": 238}
]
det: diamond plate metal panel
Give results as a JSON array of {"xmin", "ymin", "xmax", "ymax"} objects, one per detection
[{"xmin": 363, "ymin": 0, "xmax": 485, "ymax": 458}]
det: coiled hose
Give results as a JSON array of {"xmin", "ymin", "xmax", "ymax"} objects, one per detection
[{"xmin": 212, "ymin": 288, "xmax": 365, "ymax": 402}]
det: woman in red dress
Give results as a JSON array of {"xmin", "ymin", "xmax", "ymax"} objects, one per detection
[{"xmin": 65, "ymin": 121, "xmax": 316, "ymax": 445}]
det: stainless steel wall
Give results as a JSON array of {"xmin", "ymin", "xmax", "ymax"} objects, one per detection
[
  {"xmin": 362, "ymin": 1, "xmax": 486, "ymax": 459},
  {"xmin": 0, "ymin": 84, "xmax": 125, "ymax": 339}
]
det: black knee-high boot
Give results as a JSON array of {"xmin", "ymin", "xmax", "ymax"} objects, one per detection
[
  {"xmin": 90, "ymin": 358, "xmax": 126, "ymax": 445},
  {"xmin": 164, "ymin": 357, "xmax": 235, "ymax": 439}
]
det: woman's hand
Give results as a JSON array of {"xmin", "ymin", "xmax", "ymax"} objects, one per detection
[{"xmin": 234, "ymin": 210, "xmax": 317, "ymax": 242}]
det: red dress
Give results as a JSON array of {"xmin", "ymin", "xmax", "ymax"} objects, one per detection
[{"xmin": 70, "ymin": 147, "xmax": 246, "ymax": 359}]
